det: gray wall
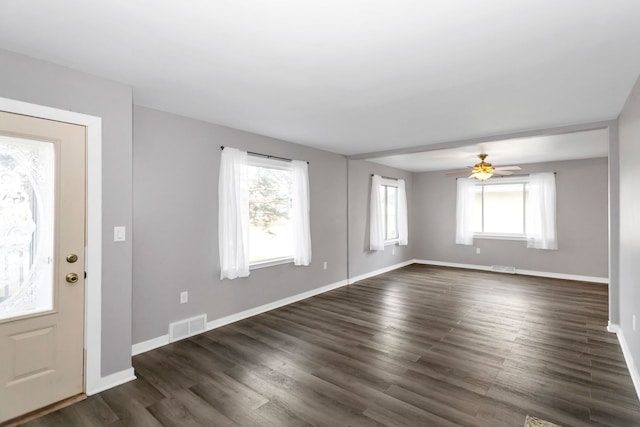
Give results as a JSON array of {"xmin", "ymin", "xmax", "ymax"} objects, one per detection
[
  {"xmin": 1, "ymin": 46, "xmax": 623, "ymax": 382},
  {"xmin": 133, "ymin": 106, "xmax": 348, "ymax": 344},
  {"xmin": 412, "ymin": 158, "xmax": 609, "ymax": 278},
  {"xmin": 347, "ymin": 160, "xmax": 414, "ymax": 279},
  {"xmin": 618, "ymin": 74, "xmax": 640, "ymax": 375},
  {"xmin": 0, "ymin": 49, "xmax": 133, "ymax": 376}
]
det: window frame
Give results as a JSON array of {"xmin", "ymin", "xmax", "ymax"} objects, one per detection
[
  {"xmin": 380, "ymin": 177, "xmax": 400, "ymax": 245},
  {"xmin": 246, "ymin": 156, "xmax": 295, "ymax": 269},
  {"xmin": 473, "ymin": 176, "xmax": 529, "ymax": 241}
]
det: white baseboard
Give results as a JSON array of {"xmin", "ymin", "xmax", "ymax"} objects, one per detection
[
  {"xmin": 607, "ymin": 322, "xmax": 619, "ymax": 333},
  {"xmin": 131, "ymin": 278, "xmax": 350, "ymax": 357},
  {"xmin": 86, "ymin": 367, "xmax": 136, "ymax": 396},
  {"xmin": 413, "ymin": 259, "xmax": 608, "ymax": 284},
  {"xmin": 348, "ymin": 259, "xmax": 415, "ymax": 284},
  {"xmin": 413, "ymin": 259, "xmax": 492, "ymax": 272},
  {"xmin": 613, "ymin": 326, "xmax": 640, "ymax": 402},
  {"xmin": 515, "ymin": 268, "xmax": 608, "ymax": 284},
  {"xmin": 206, "ymin": 279, "xmax": 349, "ymax": 330},
  {"xmin": 132, "ymin": 334, "xmax": 170, "ymax": 356}
]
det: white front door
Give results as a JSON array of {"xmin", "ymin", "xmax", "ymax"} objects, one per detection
[{"xmin": 0, "ymin": 111, "xmax": 86, "ymax": 423}]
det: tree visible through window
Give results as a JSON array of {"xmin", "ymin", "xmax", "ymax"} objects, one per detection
[{"xmin": 247, "ymin": 160, "xmax": 293, "ymax": 263}]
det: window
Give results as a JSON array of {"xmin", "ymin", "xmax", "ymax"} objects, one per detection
[
  {"xmin": 473, "ymin": 180, "xmax": 527, "ymax": 238},
  {"xmin": 381, "ymin": 181, "xmax": 399, "ymax": 242},
  {"xmin": 370, "ymin": 175, "xmax": 408, "ymax": 251},
  {"xmin": 247, "ymin": 157, "xmax": 293, "ymax": 265},
  {"xmin": 219, "ymin": 146, "xmax": 311, "ymax": 280},
  {"xmin": 456, "ymin": 173, "xmax": 557, "ymax": 249}
]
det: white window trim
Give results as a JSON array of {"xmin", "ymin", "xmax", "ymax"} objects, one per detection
[
  {"xmin": 474, "ymin": 233, "xmax": 526, "ymax": 241},
  {"xmin": 247, "ymin": 156, "xmax": 294, "ymax": 267},
  {"xmin": 380, "ymin": 178, "xmax": 400, "ymax": 244},
  {"xmin": 248, "ymin": 155, "xmax": 292, "ymax": 171},
  {"xmin": 249, "ymin": 257, "xmax": 294, "ymax": 270},
  {"xmin": 474, "ymin": 176, "xmax": 529, "ymax": 240},
  {"xmin": 380, "ymin": 177, "xmax": 398, "ymax": 187},
  {"xmin": 479, "ymin": 176, "xmax": 529, "ymax": 185}
]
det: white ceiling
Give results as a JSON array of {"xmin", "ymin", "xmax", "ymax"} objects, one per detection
[
  {"xmin": 0, "ymin": 1, "xmax": 639, "ymax": 156},
  {"xmin": 368, "ymin": 128, "xmax": 609, "ymax": 172}
]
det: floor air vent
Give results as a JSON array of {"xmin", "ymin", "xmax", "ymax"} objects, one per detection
[
  {"xmin": 169, "ymin": 314, "xmax": 207, "ymax": 343},
  {"xmin": 491, "ymin": 265, "xmax": 516, "ymax": 274}
]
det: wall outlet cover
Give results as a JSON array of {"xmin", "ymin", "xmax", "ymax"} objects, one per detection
[{"xmin": 113, "ymin": 226, "xmax": 126, "ymax": 242}]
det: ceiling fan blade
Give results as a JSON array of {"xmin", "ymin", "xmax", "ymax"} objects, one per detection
[
  {"xmin": 493, "ymin": 170, "xmax": 514, "ymax": 175},
  {"xmin": 494, "ymin": 166, "xmax": 521, "ymax": 171},
  {"xmin": 445, "ymin": 169, "xmax": 474, "ymax": 175}
]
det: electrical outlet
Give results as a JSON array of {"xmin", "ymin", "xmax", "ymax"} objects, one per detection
[
  {"xmin": 476, "ymin": 247, "xmax": 481, "ymax": 254},
  {"xmin": 323, "ymin": 261, "xmax": 328, "ymax": 270},
  {"xmin": 392, "ymin": 246, "xmax": 396, "ymax": 255},
  {"xmin": 180, "ymin": 291, "xmax": 188, "ymax": 304}
]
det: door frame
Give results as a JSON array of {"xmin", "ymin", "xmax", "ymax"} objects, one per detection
[{"xmin": 0, "ymin": 96, "xmax": 104, "ymax": 395}]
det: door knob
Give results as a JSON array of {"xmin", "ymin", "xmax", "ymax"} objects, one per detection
[
  {"xmin": 66, "ymin": 273, "xmax": 79, "ymax": 284},
  {"xmin": 66, "ymin": 254, "xmax": 78, "ymax": 263}
]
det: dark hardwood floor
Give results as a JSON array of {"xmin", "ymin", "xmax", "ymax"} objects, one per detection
[{"xmin": 21, "ymin": 265, "xmax": 640, "ymax": 426}]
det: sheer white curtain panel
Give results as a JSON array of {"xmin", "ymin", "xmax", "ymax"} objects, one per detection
[
  {"xmin": 526, "ymin": 172, "xmax": 558, "ymax": 250},
  {"xmin": 398, "ymin": 179, "xmax": 408, "ymax": 246},
  {"xmin": 292, "ymin": 160, "xmax": 312, "ymax": 266},
  {"xmin": 369, "ymin": 174, "xmax": 384, "ymax": 251},
  {"xmin": 218, "ymin": 147, "xmax": 250, "ymax": 280},
  {"xmin": 455, "ymin": 178, "xmax": 477, "ymax": 245}
]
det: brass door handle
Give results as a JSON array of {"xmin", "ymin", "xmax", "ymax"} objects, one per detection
[{"xmin": 66, "ymin": 273, "xmax": 79, "ymax": 284}]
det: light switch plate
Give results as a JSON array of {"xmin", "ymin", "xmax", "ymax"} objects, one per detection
[{"xmin": 114, "ymin": 226, "xmax": 126, "ymax": 242}]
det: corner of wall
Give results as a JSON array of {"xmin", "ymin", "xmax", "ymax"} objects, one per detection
[{"xmin": 613, "ymin": 327, "xmax": 640, "ymax": 402}]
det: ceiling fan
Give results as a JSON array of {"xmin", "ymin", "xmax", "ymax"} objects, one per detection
[{"xmin": 446, "ymin": 153, "xmax": 522, "ymax": 181}]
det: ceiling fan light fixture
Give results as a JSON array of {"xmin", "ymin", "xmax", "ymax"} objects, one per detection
[
  {"xmin": 471, "ymin": 171, "xmax": 493, "ymax": 181},
  {"xmin": 445, "ymin": 153, "xmax": 520, "ymax": 180},
  {"xmin": 470, "ymin": 153, "xmax": 495, "ymax": 180}
]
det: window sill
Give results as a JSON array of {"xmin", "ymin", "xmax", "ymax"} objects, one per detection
[
  {"xmin": 249, "ymin": 257, "xmax": 294, "ymax": 270},
  {"xmin": 474, "ymin": 233, "xmax": 526, "ymax": 241},
  {"xmin": 384, "ymin": 240, "xmax": 399, "ymax": 246}
]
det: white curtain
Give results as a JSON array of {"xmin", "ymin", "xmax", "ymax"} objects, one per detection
[
  {"xmin": 292, "ymin": 160, "xmax": 312, "ymax": 266},
  {"xmin": 455, "ymin": 178, "xmax": 477, "ymax": 245},
  {"xmin": 369, "ymin": 174, "xmax": 384, "ymax": 251},
  {"xmin": 526, "ymin": 172, "xmax": 558, "ymax": 250},
  {"xmin": 218, "ymin": 147, "xmax": 250, "ymax": 280},
  {"xmin": 397, "ymin": 179, "xmax": 408, "ymax": 246}
]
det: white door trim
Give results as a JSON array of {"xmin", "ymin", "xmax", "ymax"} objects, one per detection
[{"xmin": 0, "ymin": 97, "xmax": 104, "ymax": 395}]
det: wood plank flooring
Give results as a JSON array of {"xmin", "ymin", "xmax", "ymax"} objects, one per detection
[{"xmin": 20, "ymin": 265, "xmax": 640, "ymax": 426}]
